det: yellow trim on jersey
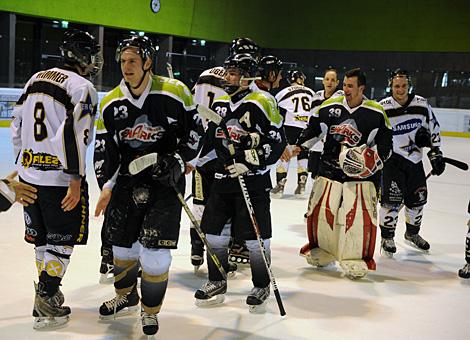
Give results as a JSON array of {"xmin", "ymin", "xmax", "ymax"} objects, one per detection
[
  {"xmin": 100, "ymin": 86, "xmax": 124, "ymax": 113},
  {"xmin": 363, "ymin": 99, "xmax": 391, "ymax": 128},
  {"xmin": 245, "ymin": 91, "xmax": 282, "ymax": 125},
  {"xmin": 151, "ymin": 75, "xmax": 194, "ymax": 108}
]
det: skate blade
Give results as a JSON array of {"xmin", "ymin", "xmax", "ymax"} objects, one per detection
[
  {"xmin": 270, "ymin": 192, "xmax": 283, "ymax": 199},
  {"xmin": 248, "ymin": 301, "xmax": 267, "ymax": 314},
  {"xmin": 99, "ymin": 273, "xmax": 115, "ymax": 284},
  {"xmin": 128, "ymin": 153, "xmax": 158, "ymax": 175},
  {"xmin": 33, "ymin": 315, "xmax": 69, "ymax": 330},
  {"xmin": 99, "ymin": 305, "xmax": 140, "ymax": 321},
  {"xmin": 404, "ymin": 239, "xmax": 430, "ymax": 253},
  {"xmin": 195, "ymin": 294, "xmax": 225, "ymax": 307},
  {"xmin": 380, "ymin": 249, "xmax": 395, "ymax": 258}
]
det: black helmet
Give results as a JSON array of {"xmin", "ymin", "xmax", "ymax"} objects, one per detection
[
  {"xmin": 229, "ymin": 37, "xmax": 260, "ymax": 57},
  {"xmin": 287, "ymin": 70, "xmax": 306, "ymax": 84},
  {"xmin": 258, "ymin": 55, "xmax": 283, "ymax": 81},
  {"xmin": 224, "ymin": 53, "xmax": 258, "ymax": 78},
  {"xmin": 60, "ymin": 29, "xmax": 102, "ymax": 77},
  {"xmin": 388, "ymin": 68, "xmax": 412, "ymax": 86},
  {"xmin": 115, "ymin": 35, "xmax": 156, "ymax": 63}
]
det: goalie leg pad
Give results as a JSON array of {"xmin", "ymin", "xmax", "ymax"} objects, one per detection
[
  {"xmin": 303, "ymin": 177, "xmax": 343, "ymax": 258},
  {"xmin": 337, "ymin": 181, "xmax": 378, "ymax": 270}
]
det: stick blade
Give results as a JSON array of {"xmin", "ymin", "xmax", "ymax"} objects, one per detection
[{"xmin": 128, "ymin": 153, "xmax": 158, "ymax": 175}]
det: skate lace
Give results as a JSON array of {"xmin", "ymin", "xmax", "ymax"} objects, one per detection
[
  {"xmin": 202, "ymin": 281, "xmax": 225, "ymax": 294},
  {"xmin": 250, "ymin": 287, "xmax": 269, "ymax": 299},
  {"xmin": 104, "ymin": 294, "xmax": 128, "ymax": 313},
  {"xmin": 141, "ymin": 312, "xmax": 158, "ymax": 326}
]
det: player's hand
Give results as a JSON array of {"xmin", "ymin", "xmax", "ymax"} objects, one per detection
[
  {"xmin": 185, "ymin": 163, "xmax": 195, "ymax": 175},
  {"xmin": 95, "ymin": 188, "xmax": 112, "ymax": 217},
  {"xmin": 5, "ymin": 171, "xmax": 37, "ymax": 206},
  {"xmin": 61, "ymin": 177, "xmax": 81, "ymax": 212},
  {"xmin": 291, "ymin": 146, "xmax": 302, "ymax": 157},
  {"xmin": 280, "ymin": 145, "xmax": 293, "ymax": 162}
]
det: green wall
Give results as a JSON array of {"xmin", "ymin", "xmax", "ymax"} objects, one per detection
[{"xmin": 1, "ymin": 0, "xmax": 470, "ymax": 52}]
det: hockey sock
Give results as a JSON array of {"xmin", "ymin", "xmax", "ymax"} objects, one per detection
[
  {"xmin": 35, "ymin": 245, "xmax": 46, "ymax": 277},
  {"xmin": 40, "ymin": 245, "xmax": 73, "ymax": 297},
  {"xmin": 246, "ymin": 239, "xmax": 271, "ymax": 288},
  {"xmin": 140, "ymin": 270, "xmax": 168, "ymax": 314},
  {"xmin": 275, "ymin": 171, "xmax": 287, "ymax": 184},
  {"xmin": 206, "ymin": 234, "xmax": 230, "ymax": 282},
  {"xmin": 113, "ymin": 258, "xmax": 139, "ymax": 295},
  {"xmin": 379, "ymin": 204, "xmax": 399, "ymax": 238},
  {"xmin": 405, "ymin": 206, "xmax": 424, "ymax": 232}
]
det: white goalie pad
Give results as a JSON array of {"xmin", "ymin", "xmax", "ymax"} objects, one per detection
[{"xmin": 302, "ymin": 178, "xmax": 378, "ymax": 270}]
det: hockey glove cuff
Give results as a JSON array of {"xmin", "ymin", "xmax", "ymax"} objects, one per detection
[
  {"xmin": 152, "ymin": 153, "xmax": 185, "ymax": 187},
  {"xmin": 225, "ymin": 149, "xmax": 265, "ymax": 178},
  {"xmin": 238, "ymin": 132, "xmax": 261, "ymax": 149},
  {"xmin": 427, "ymin": 147, "xmax": 445, "ymax": 176}
]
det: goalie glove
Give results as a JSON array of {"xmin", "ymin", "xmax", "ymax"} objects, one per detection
[
  {"xmin": 151, "ymin": 153, "xmax": 185, "ymax": 187},
  {"xmin": 238, "ymin": 132, "xmax": 261, "ymax": 149},
  {"xmin": 225, "ymin": 148, "xmax": 265, "ymax": 178},
  {"xmin": 427, "ymin": 147, "xmax": 445, "ymax": 176},
  {"xmin": 339, "ymin": 144, "xmax": 383, "ymax": 179}
]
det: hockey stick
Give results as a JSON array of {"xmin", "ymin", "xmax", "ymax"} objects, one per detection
[
  {"xmin": 443, "ymin": 157, "xmax": 468, "ymax": 171},
  {"xmin": 128, "ymin": 155, "xmax": 227, "ymax": 280},
  {"xmin": 166, "ymin": 63, "xmax": 174, "ymax": 79},
  {"xmin": 197, "ymin": 104, "xmax": 287, "ymax": 316}
]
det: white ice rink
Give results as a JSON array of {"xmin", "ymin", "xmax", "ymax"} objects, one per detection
[{"xmin": 0, "ymin": 129, "xmax": 469, "ymax": 340}]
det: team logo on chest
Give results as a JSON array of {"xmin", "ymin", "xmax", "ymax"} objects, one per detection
[
  {"xmin": 330, "ymin": 119, "xmax": 362, "ymax": 146},
  {"xmin": 120, "ymin": 115, "xmax": 165, "ymax": 147}
]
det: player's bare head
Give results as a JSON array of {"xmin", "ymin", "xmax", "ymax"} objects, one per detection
[
  {"xmin": 258, "ymin": 55, "xmax": 283, "ymax": 88},
  {"xmin": 287, "ymin": 70, "xmax": 306, "ymax": 86},
  {"xmin": 323, "ymin": 68, "xmax": 339, "ymax": 93},
  {"xmin": 223, "ymin": 53, "xmax": 258, "ymax": 94},
  {"xmin": 60, "ymin": 29, "xmax": 103, "ymax": 78},
  {"xmin": 343, "ymin": 68, "xmax": 366, "ymax": 107},
  {"xmin": 229, "ymin": 37, "xmax": 260, "ymax": 59},
  {"xmin": 389, "ymin": 68, "xmax": 411, "ymax": 102}
]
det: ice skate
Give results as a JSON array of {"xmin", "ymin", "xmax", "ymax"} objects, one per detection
[
  {"xmin": 99, "ymin": 285, "xmax": 140, "ymax": 320},
  {"xmin": 141, "ymin": 311, "xmax": 159, "ymax": 337},
  {"xmin": 294, "ymin": 175, "xmax": 307, "ymax": 197},
  {"xmin": 194, "ymin": 280, "xmax": 227, "ymax": 307},
  {"xmin": 33, "ymin": 282, "xmax": 71, "ymax": 330},
  {"xmin": 227, "ymin": 262, "xmax": 238, "ymax": 278},
  {"xmin": 458, "ymin": 263, "xmax": 470, "ymax": 279},
  {"xmin": 302, "ymin": 248, "xmax": 336, "ymax": 268},
  {"xmin": 191, "ymin": 243, "xmax": 204, "ymax": 273},
  {"xmin": 246, "ymin": 286, "xmax": 270, "ymax": 314},
  {"xmin": 229, "ymin": 242, "xmax": 250, "ymax": 264},
  {"xmin": 404, "ymin": 233, "xmax": 430, "ymax": 252},
  {"xmin": 340, "ymin": 260, "xmax": 368, "ymax": 280},
  {"xmin": 380, "ymin": 238, "xmax": 397, "ymax": 258},
  {"xmin": 270, "ymin": 178, "xmax": 286, "ymax": 199}
]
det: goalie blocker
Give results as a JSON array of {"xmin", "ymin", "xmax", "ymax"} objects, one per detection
[{"xmin": 300, "ymin": 176, "xmax": 378, "ymax": 277}]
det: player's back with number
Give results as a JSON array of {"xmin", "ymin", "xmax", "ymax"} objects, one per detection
[{"xmin": 11, "ymin": 67, "xmax": 97, "ymax": 186}]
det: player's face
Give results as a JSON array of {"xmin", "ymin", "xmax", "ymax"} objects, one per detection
[
  {"xmin": 225, "ymin": 68, "xmax": 250, "ymax": 88},
  {"xmin": 323, "ymin": 71, "xmax": 339, "ymax": 94},
  {"xmin": 391, "ymin": 76, "xmax": 409, "ymax": 103},
  {"xmin": 120, "ymin": 48, "xmax": 145, "ymax": 86},
  {"xmin": 272, "ymin": 70, "xmax": 282, "ymax": 89},
  {"xmin": 343, "ymin": 76, "xmax": 364, "ymax": 108}
]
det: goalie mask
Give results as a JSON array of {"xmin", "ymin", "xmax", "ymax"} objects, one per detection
[
  {"xmin": 60, "ymin": 29, "xmax": 103, "ymax": 78},
  {"xmin": 223, "ymin": 53, "xmax": 258, "ymax": 95},
  {"xmin": 339, "ymin": 145, "xmax": 383, "ymax": 179}
]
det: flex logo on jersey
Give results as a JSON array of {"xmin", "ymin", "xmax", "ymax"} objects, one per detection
[
  {"xmin": 393, "ymin": 118, "xmax": 421, "ymax": 135},
  {"xmin": 21, "ymin": 149, "xmax": 62, "ymax": 171},
  {"xmin": 329, "ymin": 120, "xmax": 362, "ymax": 146}
]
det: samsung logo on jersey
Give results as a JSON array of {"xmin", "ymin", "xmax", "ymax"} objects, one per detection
[{"xmin": 393, "ymin": 119, "xmax": 421, "ymax": 135}]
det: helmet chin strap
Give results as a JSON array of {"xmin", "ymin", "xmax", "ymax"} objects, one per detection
[
  {"xmin": 130, "ymin": 67, "xmax": 151, "ymax": 90},
  {"xmin": 226, "ymin": 76, "xmax": 261, "ymax": 97}
]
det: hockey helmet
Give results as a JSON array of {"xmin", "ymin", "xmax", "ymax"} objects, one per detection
[
  {"xmin": 258, "ymin": 55, "xmax": 283, "ymax": 81},
  {"xmin": 60, "ymin": 29, "xmax": 103, "ymax": 77},
  {"xmin": 388, "ymin": 68, "xmax": 412, "ymax": 86},
  {"xmin": 115, "ymin": 35, "xmax": 156, "ymax": 63},
  {"xmin": 229, "ymin": 37, "xmax": 260, "ymax": 57},
  {"xmin": 224, "ymin": 53, "xmax": 258, "ymax": 78},
  {"xmin": 287, "ymin": 70, "xmax": 306, "ymax": 85}
]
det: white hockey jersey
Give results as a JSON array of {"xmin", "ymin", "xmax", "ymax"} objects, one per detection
[
  {"xmin": 192, "ymin": 66, "xmax": 228, "ymax": 108},
  {"xmin": 11, "ymin": 67, "xmax": 97, "ymax": 186},
  {"xmin": 275, "ymin": 85, "xmax": 316, "ymax": 129},
  {"xmin": 379, "ymin": 94, "xmax": 441, "ymax": 164}
]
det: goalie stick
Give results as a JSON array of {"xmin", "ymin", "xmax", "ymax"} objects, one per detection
[
  {"xmin": 128, "ymin": 155, "xmax": 227, "ymax": 280},
  {"xmin": 197, "ymin": 103, "xmax": 287, "ymax": 316}
]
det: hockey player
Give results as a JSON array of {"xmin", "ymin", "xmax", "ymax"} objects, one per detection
[
  {"xmin": 0, "ymin": 171, "xmax": 37, "ymax": 212},
  {"xmin": 295, "ymin": 68, "xmax": 392, "ymax": 279},
  {"xmin": 11, "ymin": 29, "xmax": 101, "ymax": 329},
  {"xmin": 93, "ymin": 35, "xmax": 202, "ymax": 337},
  {"xmin": 308, "ymin": 69, "xmax": 343, "ymax": 178},
  {"xmin": 378, "ymin": 69, "xmax": 444, "ymax": 257},
  {"xmin": 194, "ymin": 53, "xmax": 286, "ymax": 312},
  {"xmin": 189, "ymin": 37, "xmax": 260, "ymax": 270},
  {"xmin": 272, "ymin": 70, "xmax": 316, "ymax": 198},
  {"xmin": 458, "ymin": 200, "xmax": 470, "ymax": 278},
  {"xmin": 254, "ymin": 55, "xmax": 283, "ymax": 94}
]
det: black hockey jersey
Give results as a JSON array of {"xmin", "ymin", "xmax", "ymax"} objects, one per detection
[
  {"xmin": 94, "ymin": 75, "xmax": 202, "ymax": 189},
  {"xmin": 298, "ymin": 96, "xmax": 392, "ymax": 182},
  {"xmin": 206, "ymin": 89, "xmax": 286, "ymax": 192}
]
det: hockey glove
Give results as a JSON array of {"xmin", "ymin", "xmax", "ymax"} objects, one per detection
[
  {"xmin": 238, "ymin": 132, "xmax": 261, "ymax": 149},
  {"xmin": 414, "ymin": 126, "xmax": 432, "ymax": 148},
  {"xmin": 225, "ymin": 149, "xmax": 265, "ymax": 178},
  {"xmin": 151, "ymin": 153, "xmax": 185, "ymax": 187},
  {"xmin": 427, "ymin": 147, "xmax": 445, "ymax": 176},
  {"xmin": 339, "ymin": 144, "xmax": 383, "ymax": 179}
]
